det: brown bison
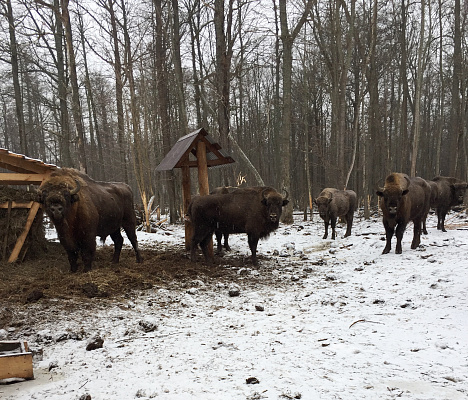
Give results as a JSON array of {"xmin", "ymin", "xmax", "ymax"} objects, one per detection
[
  {"xmin": 376, "ymin": 173, "xmax": 431, "ymax": 254},
  {"xmin": 38, "ymin": 168, "xmax": 142, "ymax": 272},
  {"xmin": 314, "ymin": 188, "xmax": 357, "ymax": 239},
  {"xmin": 187, "ymin": 186, "xmax": 289, "ymax": 265},
  {"xmin": 209, "ymin": 186, "xmax": 241, "ymax": 253},
  {"xmin": 427, "ymin": 176, "xmax": 467, "ymax": 232}
]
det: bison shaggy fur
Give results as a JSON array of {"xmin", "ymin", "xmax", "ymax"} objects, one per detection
[
  {"xmin": 38, "ymin": 168, "xmax": 142, "ymax": 272},
  {"xmin": 187, "ymin": 186, "xmax": 288, "ymax": 265},
  {"xmin": 314, "ymin": 188, "xmax": 357, "ymax": 240},
  {"xmin": 428, "ymin": 176, "xmax": 467, "ymax": 232},
  {"xmin": 376, "ymin": 173, "xmax": 430, "ymax": 254}
]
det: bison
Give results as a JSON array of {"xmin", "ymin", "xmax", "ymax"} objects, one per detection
[
  {"xmin": 38, "ymin": 168, "xmax": 143, "ymax": 272},
  {"xmin": 187, "ymin": 186, "xmax": 289, "ymax": 265},
  {"xmin": 314, "ymin": 188, "xmax": 357, "ymax": 240},
  {"xmin": 427, "ymin": 176, "xmax": 467, "ymax": 232},
  {"xmin": 376, "ymin": 173, "xmax": 431, "ymax": 254},
  {"xmin": 209, "ymin": 186, "xmax": 241, "ymax": 253}
]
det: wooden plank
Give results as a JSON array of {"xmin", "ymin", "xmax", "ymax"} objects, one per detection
[
  {"xmin": 0, "ymin": 151, "xmax": 55, "ymax": 174},
  {"xmin": 0, "ymin": 341, "xmax": 34, "ymax": 381},
  {"xmin": 0, "ymin": 353, "xmax": 34, "ymax": 380},
  {"xmin": 0, "ymin": 201, "xmax": 34, "ymax": 209},
  {"xmin": 8, "ymin": 202, "xmax": 41, "ymax": 263},
  {"xmin": 0, "ymin": 172, "xmax": 46, "ymax": 185}
]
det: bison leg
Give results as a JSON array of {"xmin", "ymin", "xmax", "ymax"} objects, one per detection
[
  {"xmin": 248, "ymin": 234, "xmax": 259, "ymax": 265},
  {"xmin": 200, "ymin": 233, "xmax": 215, "ymax": 265},
  {"xmin": 330, "ymin": 217, "xmax": 337, "ymax": 240},
  {"xmin": 123, "ymin": 227, "xmax": 143, "ymax": 263},
  {"xmin": 322, "ymin": 221, "xmax": 329, "ymax": 239},
  {"xmin": 382, "ymin": 220, "xmax": 394, "ymax": 254},
  {"xmin": 411, "ymin": 219, "xmax": 422, "ymax": 249},
  {"xmin": 66, "ymin": 249, "xmax": 79, "ymax": 273},
  {"xmin": 395, "ymin": 222, "xmax": 407, "ymax": 254},
  {"xmin": 344, "ymin": 214, "xmax": 353, "ymax": 237},
  {"xmin": 223, "ymin": 233, "xmax": 231, "ymax": 251},
  {"xmin": 215, "ymin": 231, "xmax": 224, "ymax": 254},
  {"xmin": 422, "ymin": 217, "xmax": 428, "ymax": 235},
  {"xmin": 110, "ymin": 230, "xmax": 124, "ymax": 263},
  {"xmin": 436, "ymin": 208, "xmax": 448, "ymax": 231}
]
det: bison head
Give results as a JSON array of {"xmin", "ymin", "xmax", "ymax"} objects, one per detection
[
  {"xmin": 261, "ymin": 189, "xmax": 289, "ymax": 223},
  {"xmin": 314, "ymin": 196, "xmax": 332, "ymax": 219},
  {"xmin": 38, "ymin": 179, "xmax": 81, "ymax": 221},
  {"xmin": 451, "ymin": 183, "xmax": 467, "ymax": 205},
  {"xmin": 376, "ymin": 187, "xmax": 409, "ymax": 217}
]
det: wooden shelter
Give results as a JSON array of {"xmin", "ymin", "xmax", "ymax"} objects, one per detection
[
  {"xmin": 155, "ymin": 128, "xmax": 235, "ymax": 249},
  {"xmin": 0, "ymin": 148, "xmax": 57, "ymax": 262}
]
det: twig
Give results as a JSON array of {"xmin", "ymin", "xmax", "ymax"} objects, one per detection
[
  {"xmin": 79, "ymin": 379, "xmax": 89, "ymax": 389},
  {"xmin": 349, "ymin": 319, "xmax": 384, "ymax": 328}
]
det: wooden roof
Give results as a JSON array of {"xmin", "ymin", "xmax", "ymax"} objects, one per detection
[
  {"xmin": 0, "ymin": 148, "xmax": 57, "ymax": 185},
  {"xmin": 156, "ymin": 128, "xmax": 235, "ymax": 171}
]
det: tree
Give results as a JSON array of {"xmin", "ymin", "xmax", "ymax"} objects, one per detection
[
  {"xmin": 279, "ymin": 0, "xmax": 315, "ymax": 223},
  {"xmin": 2, "ymin": 0, "xmax": 27, "ymax": 154}
]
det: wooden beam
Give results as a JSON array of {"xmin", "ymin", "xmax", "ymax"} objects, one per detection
[
  {"xmin": 182, "ymin": 166, "xmax": 192, "ymax": 250},
  {"xmin": 8, "ymin": 202, "xmax": 41, "ymax": 263},
  {"xmin": 0, "ymin": 172, "xmax": 47, "ymax": 185},
  {"xmin": 196, "ymin": 141, "xmax": 213, "ymax": 258},
  {"xmin": 0, "ymin": 201, "xmax": 34, "ymax": 209}
]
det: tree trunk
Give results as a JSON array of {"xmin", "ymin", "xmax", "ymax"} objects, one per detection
[
  {"xmin": 108, "ymin": 0, "xmax": 128, "ymax": 182},
  {"xmin": 5, "ymin": 0, "xmax": 27, "ymax": 155}
]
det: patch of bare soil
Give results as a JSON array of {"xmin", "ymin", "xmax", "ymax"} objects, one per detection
[{"xmin": 0, "ymin": 240, "xmax": 284, "ymax": 309}]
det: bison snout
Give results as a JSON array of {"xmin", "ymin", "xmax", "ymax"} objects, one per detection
[
  {"xmin": 49, "ymin": 205, "xmax": 64, "ymax": 220},
  {"xmin": 269, "ymin": 213, "xmax": 278, "ymax": 222},
  {"xmin": 388, "ymin": 206, "xmax": 397, "ymax": 215}
]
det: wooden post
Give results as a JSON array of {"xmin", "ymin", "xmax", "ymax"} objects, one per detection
[
  {"xmin": 196, "ymin": 141, "xmax": 213, "ymax": 258},
  {"xmin": 2, "ymin": 200, "xmax": 12, "ymax": 261},
  {"xmin": 182, "ymin": 166, "xmax": 192, "ymax": 250},
  {"xmin": 8, "ymin": 202, "xmax": 41, "ymax": 263}
]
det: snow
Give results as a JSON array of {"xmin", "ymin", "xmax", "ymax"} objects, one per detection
[{"xmin": 1, "ymin": 211, "xmax": 468, "ymax": 400}]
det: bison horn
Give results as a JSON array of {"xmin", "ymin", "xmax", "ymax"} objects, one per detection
[
  {"xmin": 282, "ymin": 188, "xmax": 289, "ymax": 200},
  {"xmin": 69, "ymin": 179, "xmax": 81, "ymax": 195}
]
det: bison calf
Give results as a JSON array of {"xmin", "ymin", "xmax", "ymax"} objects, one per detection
[
  {"xmin": 314, "ymin": 188, "xmax": 357, "ymax": 240},
  {"xmin": 187, "ymin": 187, "xmax": 288, "ymax": 265},
  {"xmin": 376, "ymin": 173, "xmax": 430, "ymax": 254},
  {"xmin": 38, "ymin": 168, "xmax": 143, "ymax": 272}
]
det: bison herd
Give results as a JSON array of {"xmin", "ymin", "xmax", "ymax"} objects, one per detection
[{"xmin": 37, "ymin": 168, "xmax": 467, "ymax": 272}]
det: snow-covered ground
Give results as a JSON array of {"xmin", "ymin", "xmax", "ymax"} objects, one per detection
[{"xmin": 1, "ymin": 211, "xmax": 468, "ymax": 400}]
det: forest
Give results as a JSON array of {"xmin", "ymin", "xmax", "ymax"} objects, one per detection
[{"xmin": 0, "ymin": 0, "xmax": 467, "ymax": 224}]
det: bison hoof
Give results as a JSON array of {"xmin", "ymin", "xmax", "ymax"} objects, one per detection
[
  {"xmin": 395, "ymin": 249, "xmax": 402, "ymax": 254},
  {"xmin": 322, "ymin": 235, "xmax": 328, "ymax": 239},
  {"xmin": 382, "ymin": 247, "xmax": 391, "ymax": 255}
]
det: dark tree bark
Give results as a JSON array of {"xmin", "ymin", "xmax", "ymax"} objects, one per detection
[
  {"xmin": 4, "ymin": 0, "xmax": 27, "ymax": 155},
  {"xmin": 61, "ymin": 0, "xmax": 87, "ymax": 172}
]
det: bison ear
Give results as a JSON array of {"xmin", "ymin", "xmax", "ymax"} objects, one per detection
[
  {"xmin": 327, "ymin": 198, "xmax": 333, "ymax": 204},
  {"xmin": 402, "ymin": 189, "xmax": 409, "ymax": 196},
  {"xmin": 376, "ymin": 190, "xmax": 384, "ymax": 197},
  {"xmin": 36, "ymin": 190, "xmax": 45, "ymax": 204},
  {"xmin": 282, "ymin": 199, "xmax": 289, "ymax": 207},
  {"xmin": 71, "ymin": 193, "xmax": 80, "ymax": 203}
]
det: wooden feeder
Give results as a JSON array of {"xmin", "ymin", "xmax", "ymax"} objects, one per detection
[
  {"xmin": 155, "ymin": 128, "xmax": 235, "ymax": 250},
  {"xmin": 0, "ymin": 341, "xmax": 34, "ymax": 381},
  {"xmin": 0, "ymin": 148, "xmax": 57, "ymax": 262}
]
